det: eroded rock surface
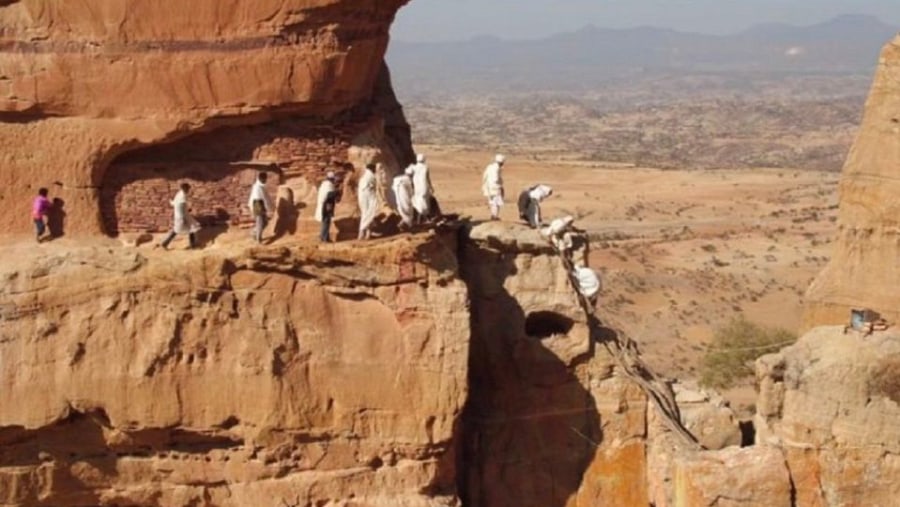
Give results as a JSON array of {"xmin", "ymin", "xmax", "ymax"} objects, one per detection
[
  {"xmin": 0, "ymin": 0, "xmax": 413, "ymax": 235},
  {"xmin": 0, "ymin": 233, "xmax": 467, "ymax": 506},
  {"xmin": 806, "ymin": 35, "xmax": 900, "ymax": 327}
]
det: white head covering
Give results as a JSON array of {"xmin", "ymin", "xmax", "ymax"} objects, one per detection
[
  {"xmin": 495, "ymin": 154, "xmax": 506, "ymax": 164},
  {"xmin": 416, "ymin": 153, "xmax": 426, "ymax": 163},
  {"xmin": 326, "ymin": 171, "xmax": 336, "ymax": 180},
  {"xmin": 405, "ymin": 166, "xmax": 415, "ymax": 176}
]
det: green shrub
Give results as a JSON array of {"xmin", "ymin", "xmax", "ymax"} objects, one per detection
[{"xmin": 700, "ymin": 317, "xmax": 797, "ymax": 389}]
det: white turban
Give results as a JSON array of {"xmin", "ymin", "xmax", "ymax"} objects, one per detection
[
  {"xmin": 495, "ymin": 154, "xmax": 506, "ymax": 164},
  {"xmin": 416, "ymin": 153, "xmax": 426, "ymax": 163},
  {"xmin": 405, "ymin": 166, "xmax": 415, "ymax": 176},
  {"xmin": 326, "ymin": 171, "xmax": 336, "ymax": 180}
]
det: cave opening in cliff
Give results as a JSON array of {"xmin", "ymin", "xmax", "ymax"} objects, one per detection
[{"xmin": 525, "ymin": 311, "xmax": 575, "ymax": 338}]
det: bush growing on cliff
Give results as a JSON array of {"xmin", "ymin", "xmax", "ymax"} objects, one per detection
[{"xmin": 700, "ymin": 317, "xmax": 797, "ymax": 389}]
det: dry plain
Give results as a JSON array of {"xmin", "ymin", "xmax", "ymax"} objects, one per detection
[{"xmin": 424, "ymin": 145, "xmax": 839, "ymax": 411}]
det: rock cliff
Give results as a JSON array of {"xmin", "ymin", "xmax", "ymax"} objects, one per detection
[
  {"xmin": 806, "ymin": 35, "xmax": 900, "ymax": 327},
  {"xmin": 0, "ymin": 232, "xmax": 469, "ymax": 506},
  {"xmin": 0, "ymin": 0, "xmax": 413, "ymax": 236}
]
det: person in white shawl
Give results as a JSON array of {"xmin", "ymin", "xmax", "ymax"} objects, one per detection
[
  {"xmin": 411, "ymin": 153, "xmax": 433, "ymax": 223},
  {"xmin": 573, "ymin": 262, "xmax": 601, "ymax": 305},
  {"xmin": 248, "ymin": 172, "xmax": 274, "ymax": 244},
  {"xmin": 482, "ymin": 154, "xmax": 505, "ymax": 220},
  {"xmin": 160, "ymin": 182, "xmax": 200, "ymax": 250},
  {"xmin": 357, "ymin": 163, "xmax": 379, "ymax": 240},
  {"xmin": 392, "ymin": 166, "xmax": 415, "ymax": 229},
  {"xmin": 315, "ymin": 171, "xmax": 339, "ymax": 243}
]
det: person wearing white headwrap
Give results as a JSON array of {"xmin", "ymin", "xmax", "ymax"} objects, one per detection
[
  {"xmin": 573, "ymin": 262, "xmax": 601, "ymax": 305},
  {"xmin": 411, "ymin": 153, "xmax": 433, "ymax": 223},
  {"xmin": 392, "ymin": 165, "xmax": 415, "ymax": 229},
  {"xmin": 316, "ymin": 171, "xmax": 338, "ymax": 243},
  {"xmin": 357, "ymin": 163, "xmax": 379, "ymax": 240},
  {"xmin": 519, "ymin": 184, "xmax": 553, "ymax": 228},
  {"xmin": 482, "ymin": 154, "xmax": 505, "ymax": 220},
  {"xmin": 541, "ymin": 215, "xmax": 575, "ymax": 254}
]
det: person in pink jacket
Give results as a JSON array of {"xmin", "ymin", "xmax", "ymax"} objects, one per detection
[{"xmin": 32, "ymin": 187, "xmax": 51, "ymax": 242}]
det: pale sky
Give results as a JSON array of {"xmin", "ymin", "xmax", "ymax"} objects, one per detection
[{"xmin": 392, "ymin": 0, "xmax": 900, "ymax": 42}]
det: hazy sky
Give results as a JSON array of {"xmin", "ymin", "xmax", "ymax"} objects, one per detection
[{"xmin": 392, "ymin": 0, "xmax": 900, "ymax": 42}]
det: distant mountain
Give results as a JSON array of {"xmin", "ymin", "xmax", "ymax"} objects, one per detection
[{"xmin": 387, "ymin": 14, "xmax": 898, "ymax": 95}]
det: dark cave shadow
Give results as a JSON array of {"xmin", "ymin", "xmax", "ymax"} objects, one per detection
[{"xmin": 427, "ymin": 231, "xmax": 601, "ymax": 506}]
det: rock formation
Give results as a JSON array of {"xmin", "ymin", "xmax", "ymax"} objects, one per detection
[
  {"xmin": 0, "ymin": 231, "xmax": 469, "ymax": 506},
  {"xmin": 0, "ymin": 0, "xmax": 413, "ymax": 236},
  {"xmin": 806, "ymin": 34, "xmax": 900, "ymax": 328}
]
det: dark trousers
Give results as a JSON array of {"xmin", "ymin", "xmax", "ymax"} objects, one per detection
[
  {"xmin": 162, "ymin": 231, "xmax": 196, "ymax": 249},
  {"xmin": 320, "ymin": 215, "xmax": 332, "ymax": 242},
  {"xmin": 525, "ymin": 199, "xmax": 540, "ymax": 228},
  {"xmin": 34, "ymin": 218, "xmax": 46, "ymax": 238}
]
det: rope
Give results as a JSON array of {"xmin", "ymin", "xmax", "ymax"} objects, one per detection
[
  {"xmin": 705, "ymin": 340, "xmax": 797, "ymax": 353},
  {"xmin": 551, "ymin": 234, "xmax": 704, "ymax": 451}
]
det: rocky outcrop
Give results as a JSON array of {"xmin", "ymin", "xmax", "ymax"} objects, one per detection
[
  {"xmin": 460, "ymin": 222, "xmax": 650, "ymax": 507},
  {"xmin": 805, "ymin": 35, "xmax": 900, "ymax": 328},
  {"xmin": 0, "ymin": 232, "xmax": 468, "ymax": 506},
  {"xmin": 755, "ymin": 326, "xmax": 900, "ymax": 506},
  {"xmin": 0, "ymin": 0, "xmax": 413, "ymax": 236}
]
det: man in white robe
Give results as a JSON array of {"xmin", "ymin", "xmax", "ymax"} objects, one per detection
[
  {"xmin": 542, "ymin": 215, "xmax": 576, "ymax": 255},
  {"xmin": 160, "ymin": 182, "xmax": 200, "ymax": 249},
  {"xmin": 573, "ymin": 263, "xmax": 601, "ymax": 305},
  {"xmin": 357, "ymin": 163, "xmax": 379, "ymax": 240},
  {"xmin": 392, "ymin": 166, "xmax": 415, "ymax": 229},
  {"xmin": 248, "ymin": 172, "xmax": 274, "ymax": 244},
  {"xmin": 520, "ymin": 184, "xmax": 553, "ymax": 228},
  {"xmin": 411, "ymin": 153, "xmax": 433, "ymax": 223},
  {"xmin": 315, "ymin": 171, "xmax": 338, "ymax": 243},
  {"xmin": 482, "ymin": 154, "xmax": 505, "ymax": 220}
]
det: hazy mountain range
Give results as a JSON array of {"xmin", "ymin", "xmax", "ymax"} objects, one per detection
[{"xmin": 387, "ymin": 14, "xmax": 898, "ymax": 95}]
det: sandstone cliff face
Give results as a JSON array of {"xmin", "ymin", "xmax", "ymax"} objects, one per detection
[
  {"xmin": 0, "ymin": 0, "xmax": 413, "ymax": 235},
  {"xmin": 0, "ymin": 233, "xmax": 467, "ymax": 506},
  {"xmin": 460, "ymin": 223, "xmax": 649, "ymax": 507},
  {"xmin": 805, "ymin": 35, "xmax": 900, "ymax": 327}
]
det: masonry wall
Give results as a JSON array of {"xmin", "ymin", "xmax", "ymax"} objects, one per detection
[{"xmin": 100, "ymin": 114, "xmax": 372, "ymax": 235}]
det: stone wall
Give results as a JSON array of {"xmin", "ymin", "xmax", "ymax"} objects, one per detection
[{"xmin": 98, "ymin": 113, "xmax": 376, "ymax": 234}]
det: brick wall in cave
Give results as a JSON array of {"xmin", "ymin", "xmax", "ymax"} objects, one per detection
[{"xmin": 100, "ymin": 115, "xmax": 371, "ymax": 235}]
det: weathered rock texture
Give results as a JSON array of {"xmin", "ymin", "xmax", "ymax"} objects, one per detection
[
  {"xmin": 0, "ymin": 232, "xmax": 468, "ymax": 506},
  {"xmin": 755, "ymin": 327, "xmax": 900, "ymax": 507},
  {"xmin": 806, "ymin": 35, "xmax": 900, "ymax": 327},
  {"xmin": 0, "ymin": 0, "xmax": 413, "ymax": 236},
  {"xmin": 460, "ymin": 223, "xmax": 649, "ymax": 507}
]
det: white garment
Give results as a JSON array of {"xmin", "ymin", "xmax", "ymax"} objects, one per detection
[
  {"xmin": 315, "ymin": 180, "xmax": 336, "ymax": 222},
  {"xmin": 358, "ymin": 170, "xmax": 378, "ymax": 234},
  {"xmin": 170, "ymin": 190, "xmax": 200, "ymax": 234},
  {"xmin": 482, "ymin": 162, "xmax": 504, "ymax": 198},
  {"xmin": 392, "ymin": 174, "xmax": 414, "ymax": 227},
  {"xmin": 411, "ymin": 162, "xmax": 432, "ymax": 215},
  {"xmin": 528, "ymin": 184, "xmax": 553, "ymax": 201},
  {"xmin": 574, "ymin": 266, "xmax": 601, "ymax": 300},
  {"xmin": 247, "ymin": 180, "xmax": 274, "ymax": 213}
]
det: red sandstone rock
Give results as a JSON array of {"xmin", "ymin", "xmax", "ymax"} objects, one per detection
[{"xmin": 0, "ymin": 0, "xmax": 413, "ymax": 236}]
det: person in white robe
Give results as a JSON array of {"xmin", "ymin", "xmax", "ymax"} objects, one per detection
[
  {"xmin": 573, "ymin": 263, "xmax": 601, "ymax": 305},
  {"xmin": 482, "ymin": 154, "xmax": 506, "ymax": 220},
  {"xmin": 160, "ymin": 182, "xmax": 201, "ymax": 249},
  {"xmin": 248, "ymin": 172, "xmax": 274, "ymax": 244},
  {"xmin": 315, "ymin": 171, "xmax": 338, "ymax": 242},
  {"xmin": 357, "ymin": 163, "xmax": 379, "ymax": 240},
  {"xmin": 392, "ymin": 166, "xmax": 415, "ymax": 229},
  {"xmin": 541, "ymin": 215, "xmax": 576, "ymax": 254},
  {"xmin": 411, "ymin": 153, "xmax": 433, "ymax": 223},
  {"xmin": 521, "ymin": 184, "xmax": 553, "ymax": 228}
]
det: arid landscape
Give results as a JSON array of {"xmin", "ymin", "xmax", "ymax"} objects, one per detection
[
  {"xmin": 424, "ymin": 147, "xmax": 838, "ymax": 409},
  {"xmin": 2, "ymin": 2, "xmax": 900, "ymax": 506}
]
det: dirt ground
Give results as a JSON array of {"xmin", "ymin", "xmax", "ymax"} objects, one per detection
[{"xmin": 423, "ymin": 145, "xmax": 839, "ymax": 411}]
